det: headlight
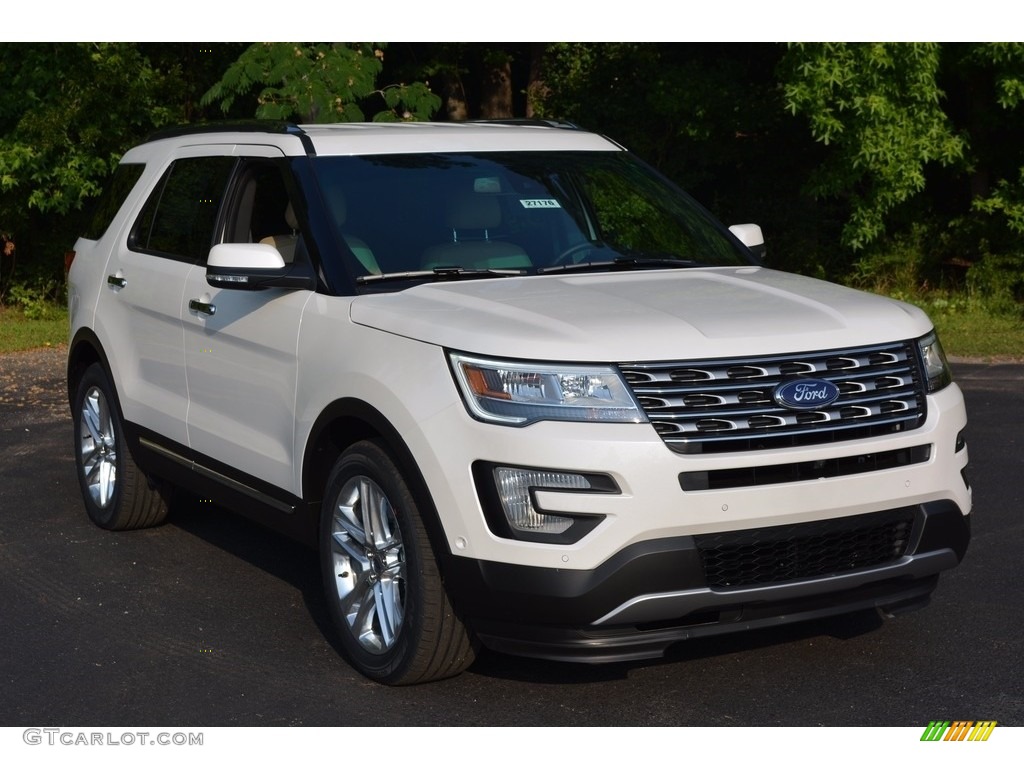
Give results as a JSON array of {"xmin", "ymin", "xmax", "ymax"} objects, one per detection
[
  {"xmin": 918, "ymin": 331, "xmax": 953, "ymax": 392},
  {"xmin": 450, "ymin": 353, "xmax": 647, "ymax": 426}
]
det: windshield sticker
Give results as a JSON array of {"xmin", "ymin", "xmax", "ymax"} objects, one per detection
[{"xmin": 519, "ymin": 199, "xmax": 562, "ymax": 209}]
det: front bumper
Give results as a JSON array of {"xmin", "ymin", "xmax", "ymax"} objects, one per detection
[{"xmin": 444, "ymin": 500, "xmax": 969, "ymax": 662}]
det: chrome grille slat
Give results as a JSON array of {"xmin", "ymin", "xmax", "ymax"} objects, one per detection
[
  {"xmin": 654, "ymin": 413, "xmax": 925, "ymax": 446},
  {"xmin": 637, "ymin": 389, "xmax": 918, "ymax": 413},
  {"xmin": 627, "ymin": 365, "xmax": 917, "ymax": 391},
  {"xmin": 625, "ymin": 348, "xmax": 913, "ymax": 382},
  {"xmin": 654, "ymin": 403, "xmax": 918, "ymax": 432},
  {"xmin": 620, "ymin": 341, "xmax": 926, "ymax": 454}
]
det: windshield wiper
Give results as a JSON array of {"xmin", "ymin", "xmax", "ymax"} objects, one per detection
[
  {"xmin": 357, "ymin": 267, "xmax": 527, "ymax": 285},
  {"xmin": 538, "ymin": 257, "xmax": 703, "ymax": 274}
]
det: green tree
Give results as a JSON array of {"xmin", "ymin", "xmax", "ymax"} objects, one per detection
[
  {"xmin": 0, "ymin": 43, "xmax": 181, "ymax": 218},
  {"xmin": 948, "ymin": 43, "xmax": 1024, "ymax": 304},
  {"xmin": 781, "ymin": 43, "xmax": 965, "ymax": 251},
  {"xmin": 201, "ymin": 43, "xmax": 440, "ymax": 123},
  {"xmin": 0, "ymin": 43, "xmax": 195, "ymax": 301},
  {"xmin": 2, "ymin": 41, "xmax": 1020, "ymax": 313},
  {"xmin": 531, "ymin": 43, "xmax": 834, "ymax": 275}
]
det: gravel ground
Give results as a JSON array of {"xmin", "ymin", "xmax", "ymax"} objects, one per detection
[{"xmin": 0, "ymin": 344, "xmax": 69, "ymax": 424}]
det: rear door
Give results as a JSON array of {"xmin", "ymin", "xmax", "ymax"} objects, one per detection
[{"xmin": 97, "ymin": 149, "xmax": 235, "ymax": 445}]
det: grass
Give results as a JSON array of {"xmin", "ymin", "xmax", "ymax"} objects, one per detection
[
  {"xmin": 1, "ymin": 295, "xmax": 1021, "ymax": 362},
  {"xmin": 904, "ymin": 294, "xmax": 1024, "ymax": 362},
  {"xmin": 0, "ymin": 304, "xmax": 68, "ymax": 354},
  {"xmin": 933, "ymin": 309, "xmax": 1024, "ymax": 362}
]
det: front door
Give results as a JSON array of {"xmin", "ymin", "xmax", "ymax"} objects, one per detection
[{"xmin": 182, "ymin": 150, "xmax": 312, "ymax": 497}]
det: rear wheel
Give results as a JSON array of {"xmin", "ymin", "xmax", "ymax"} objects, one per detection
[
  {"xmin": 320, "ymin": 440, "xmax": 476, "ymax": 684},
  {"xmin": 73, "ymin": 363, "xmax": 169, "ymax": 530}
]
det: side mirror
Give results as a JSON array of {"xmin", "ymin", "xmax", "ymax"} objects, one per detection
[
  {"xmin": 206, "ymin": 243, "xmax": 315, "ymax": 291},
  {"xmin": 728, "ymin": 223, "xmax": 766, "ymax": 262}
]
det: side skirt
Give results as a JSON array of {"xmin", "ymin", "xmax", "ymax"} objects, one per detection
[{"xmin": 124, "ymin": 423, "xmax": 319, "ymax": 547}]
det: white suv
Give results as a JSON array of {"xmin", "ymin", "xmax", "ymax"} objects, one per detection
[{"xmin": 67, "ymin": 121, "xmax": 972, "ymax": 684}]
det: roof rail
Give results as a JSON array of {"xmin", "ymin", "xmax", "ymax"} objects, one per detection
[
  {"xmin": 144, "ymin": 120, "xmax": 315, "ymax": 155},
  {"xmin": 146, "ymin": 120, "xmax": 304, "ymax": 141},
  {"xmin": 462, "ymin": 118, "xmax": 584, "ymax": 130}
]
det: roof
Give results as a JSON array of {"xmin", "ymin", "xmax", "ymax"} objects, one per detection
[{"xmin": 135, "ymin": 120, "xmax": 623, "ymax": 159}]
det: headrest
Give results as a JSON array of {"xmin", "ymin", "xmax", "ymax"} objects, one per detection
[
  {"xmin": 447, "ymin": 194, "xmax": 501, "ymax": 230},
  {"xmin": 284, "ymin": 202, "xmax": 298, "ymax": 230}
]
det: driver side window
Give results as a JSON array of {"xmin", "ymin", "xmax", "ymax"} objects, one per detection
[{"xmin": 223, "ymin": 160, "xmax": 301, "ymax": 263}]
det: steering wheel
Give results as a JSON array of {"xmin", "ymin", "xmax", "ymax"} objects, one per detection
[{"xmin": 550, "ymin": 242, "xmax": 595, "ymax": 267}]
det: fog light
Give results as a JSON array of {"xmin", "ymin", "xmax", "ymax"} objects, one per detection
[{"xmin": 494, "ymin": 468, "xmax": 591, "ymax": 535}]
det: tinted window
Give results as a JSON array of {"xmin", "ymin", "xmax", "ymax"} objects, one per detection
[
  {"xmin": 222, "ymin": 160, "xmax": 294, "ymax": 244},
  {"xmin": 311, "ymin": 151, "xmax": 752, "ymax": 282},
  {"xmin": 83, "ymin": 163, "xmax": 145, "ymax": 240},
  {"xmin": 131, "ymin": 156, "xmax": 235, "ymax": 261}
]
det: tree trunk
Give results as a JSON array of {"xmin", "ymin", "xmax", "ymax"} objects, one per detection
[
  {"xmin": 480, "ymin": 54, "xmax": 513, "ymax": 119},
  {"xmin": 443, "ymin": 71, "xmax": 469, "ymax": 122},
  {"xmin": 525, "ymin": 44, "xmax": 548, "ymax": 118}
]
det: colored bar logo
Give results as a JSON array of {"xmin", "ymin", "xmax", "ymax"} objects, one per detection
[{"xmin": 921, "ymin": 721, "xmax": 997, "ymax": 741}]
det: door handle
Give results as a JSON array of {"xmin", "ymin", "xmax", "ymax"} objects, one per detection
[
  {"xmin": 107, "ymin": 274, "xmax": 127, "ymax": 288},
  {"xmin": 189, "ymin": 299, "xmax": 216, "ymax": 316}
]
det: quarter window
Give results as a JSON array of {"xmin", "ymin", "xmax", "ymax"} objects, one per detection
[{"xmin": 84, "ymin": 163, "xmax": 145, "ymax": 241}]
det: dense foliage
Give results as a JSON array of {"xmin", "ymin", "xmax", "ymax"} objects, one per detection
[
  {"xmin": 2, "ymin": 42, "xmax": 1023, "ymax": 320},
  {"xmin": 200, "ymin": 43, "xmax": 440, "ymax": 123}
]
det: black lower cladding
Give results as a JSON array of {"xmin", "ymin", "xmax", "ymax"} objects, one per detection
[
  {"xmin": 694, "ymin": 505, "xmax": 918, "ymax": 588},
  {"xmin": 444, "ymin": 500, "xmax": 970, "ymax": 662}
]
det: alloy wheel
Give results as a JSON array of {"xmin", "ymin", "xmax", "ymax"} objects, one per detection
[
  {"xmin": 328, "ymin": 475, "xmax": 406, "ymax": 654},
  {"xmin": 79, "ymin": 385, "xmax": 118, "ymax": 509}
]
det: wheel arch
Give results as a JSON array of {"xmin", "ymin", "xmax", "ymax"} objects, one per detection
[
  {"xmin": 67, "ymin": 327, "xmax": 114, "ymax": 410},
  {"xmin": 69, "ymin": 339, "xmax": 170, "ymax": 530},
  {"xmin": 303, "ymin": 398, "xmax": 454, "ymax": 565}
]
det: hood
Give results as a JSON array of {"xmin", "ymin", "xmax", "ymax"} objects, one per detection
[{"xmin": 350, "ymin": 267, "xmax": 933, "ymax": 361}]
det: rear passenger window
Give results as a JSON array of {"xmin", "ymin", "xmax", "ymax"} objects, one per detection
[
  {"xmin": 131, "ymin": 156, "xmax": 235, "ymax": 262},
  {"xmin": 84, "ymin": 163, "xmax": 145, "ymax": 240}
]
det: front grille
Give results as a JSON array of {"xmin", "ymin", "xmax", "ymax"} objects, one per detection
[
  {"xmin": 620, "ymin": 341, "xmax": 926, "ymax": 454},
  {"xmin": 694, "ymin": 508, "xmax": 916, "ymax": 588}
]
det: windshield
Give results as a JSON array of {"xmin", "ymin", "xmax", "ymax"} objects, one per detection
[{"xmin": 311, "ymin": 151, "xmax": 754, "ymax": 285}]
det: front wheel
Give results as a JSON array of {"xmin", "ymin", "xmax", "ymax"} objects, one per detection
[
  {"xmin": 320, "ymin": 440, "xmax": 476, "ymax": 684},
  {"xmin": 72, "ymin": 363, "xmax": 169, "ymax": 530}
]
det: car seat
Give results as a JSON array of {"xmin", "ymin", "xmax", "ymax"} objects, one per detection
[{"xmin": 422, "ymin": 193, "xmax": 530, "ymax": 270}]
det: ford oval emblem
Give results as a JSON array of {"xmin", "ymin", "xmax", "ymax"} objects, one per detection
[{"xmin": 773, "ymin": 378, "xmax": 841, "ymax": 410}]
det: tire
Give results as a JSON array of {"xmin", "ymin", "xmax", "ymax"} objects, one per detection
[
  {"xmin": 320, "ymin": 440, "xmax": 476, "ymax": 685},
  {"xmin": 72, "ymin": 363, "xmax": 169, "ymax": 531}
]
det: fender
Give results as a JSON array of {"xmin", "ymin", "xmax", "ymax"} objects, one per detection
[
  {"xmin": 303, "ymin": 398, "xmax": 456, "ymax": 567},
  {"xmin": 67, "ymin": 327, "xmax": 115, "ymax": 409}
]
